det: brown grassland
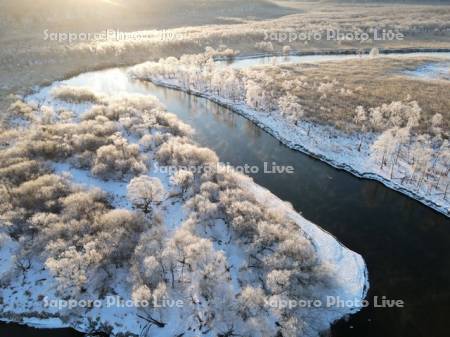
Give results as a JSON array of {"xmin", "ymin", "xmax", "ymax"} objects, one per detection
[{"xmin": 262, "ymin": 57, "xmax": 450, "ymax": 133}]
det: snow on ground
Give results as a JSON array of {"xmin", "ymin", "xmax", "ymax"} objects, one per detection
[
  {"xmin": 52, "ymin": 162, "xmax": 131, "ymax": 209},
  {"xmin": 0, "ymin": 254, "xmax": 189, "ymax": 336},
  {"xmin": 0, "ymin": 231, "xmax": 18, "ymax": 280}
]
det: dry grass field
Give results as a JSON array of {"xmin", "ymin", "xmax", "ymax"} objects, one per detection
[{"xmin": 261, "ymin": 57, "xmax": 450, "ymax": 133}]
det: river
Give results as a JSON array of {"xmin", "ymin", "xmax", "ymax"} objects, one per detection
[{"xmin": 2, "ymin": 52, "xmax": 450, "ymax": 337}]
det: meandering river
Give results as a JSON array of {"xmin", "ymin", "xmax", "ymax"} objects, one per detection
[{"xmin": 2, "ymin": 52, "xmax": 450, "ymax": 337}]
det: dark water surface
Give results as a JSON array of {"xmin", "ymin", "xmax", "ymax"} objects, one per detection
[
  {"xmin": 0, "ymin": 322, "xmax": 83, "ymax": 337},
  {"xmin": 2, "ymin": 59, "xmax": 450, "ymax": 337}
]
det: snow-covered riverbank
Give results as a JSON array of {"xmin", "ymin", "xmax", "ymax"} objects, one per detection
[{"xmin": 138, "ymin": 76, "xmax": 450, "ymax": 217}]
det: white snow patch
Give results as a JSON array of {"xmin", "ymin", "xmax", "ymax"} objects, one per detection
[{"xmin": 0, "ymin": 231, "xmax": 19, "ymax": 280}]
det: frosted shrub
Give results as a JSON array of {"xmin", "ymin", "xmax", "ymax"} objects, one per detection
[
  {"xmin": 139, "ymin": 134, "xmax": 154, "ymax": 151},
  {"xmin": 186, "ymin": 194, "xmax": 219, "ymax": 222},
  {"xmin": 91, "ymin": 136, "xmax": 147, "ymax": 179},
  {"xmin": 267, "ymin": 269, "xmax": 291, "ymax": 294},
  {"xmin": 142, "ymin": 256, "xmax": 162, "ymax": 286},
  {"xmin": 152, "ymin": 282, "xmax": 168, "ymax": 304},
  {"xmin": 317, "ymin": 81, "xmax": 336, "ymax": 94},
  {"xmin": 199, "ymin": 181, "xmax": 221, "ymax": 202},
  {"xmin": 219, "ymin": 48, "xmax": 239, "ymax": 58},
  {"xmin": 0, "ymin": 159, "xmax": 46, "ymax": 186},
  {"xmin": 51, "ymin": 86, "xmax": 102, "ymax": 103},
  {"xmin": 156, "ymin": 138, "xmax": 218, "ymax": 168},
  {"xmin": 38, "ymin": 204, "xmax": 147, "ymax": 294},
  {"xmin": 72, "ymin": 132, "xmax": 111, "ymax": 154},
  {"xmin": 206, "ymin": 45, "xmax": 240, "ymax": 59},
  {"xmin": 94, "ymin": 209, "xmax": 146, "ymax": 265},
  {"xmin": 8, "ymin": 100, "xmax": 34, "ymax": 118},
  {"xmin": 367, "ymin": 101, "xmax": 421, "ymax": 131},
  {"xmin": 131, "ymin": 226, "xmax": 166, "ymax": 287},
  {"xmin": 222, "ymin": 198, "xmax": 264, "ymax": 236},
  {"xmin": 173, "ymin": 233, "xmax": 229, "ymax": 299},
  {"xmin": 171, "ymin": 169, "xmax": 194, "ymax": 195},
  {"xmin": 33, "ymin": 190, "xmax": 109, "ymax": 252},
  {"xmin": 40, "ymin": 106, "xmax": 56, "ymax": 125},
  {"xmin": 79, "ymin": 117, "xmax": 118, "ymax": 137},
  {"xmin": 83, "ymin": 94, "xmax": 162, "ymax": 122},
  {"xmin": 155, "ymin": 111, "xmax": 193, "ymax": 137},
  {"xmin": 11, "ymin": 174, "xmax": 72, "ymax": 216},
  {"xmin": 255, "ymin": 41, "xmax": 274, "ymax": 52},
  {"xmin": 23, "ymin": 126, "xmax": 73, "ymax": 160},
  {"xmin": 61, "ymin": 189, "xmax": 108, "ymax": 221},
  {"xmin": 431, "ymin": 113, "xmax": 443, "ymax": 136}
]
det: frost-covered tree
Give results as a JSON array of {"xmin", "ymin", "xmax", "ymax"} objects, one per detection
[
  {"xmin": 245, "ymin": 80, "xmax": 265, "ymax": 110},
  {"xmin": 354, "ymin": 106, "xmax": 368, "ymax": 151},
  {"xmin": 369, "ymin": 47, "xmax": 380, "ymax": 57},
  {"xmin": 171, "ymin": 169, "xmax": 194, "ymax": 196},
  {"xmin": 131, "ymin": 225, "xmax": 167, "ymax": 288},
  {"xmin": 278, "ymin": 94, "xmax": 304, "ymax": 124},
  {"xmin": 282, "ymin": 45, "xmax": 292, "ymax": 55},
  {"xmin": 267, "ymin": 269, "xmax": 291, "ymax": 294},
  {"xmin": 127, "ymin": 176, "xmax": 165, "ymax": 214},
  {"xmin": 431, "ymin": 113, "xmax": 443, "ymax": 136},
  {"xmin": 237, "ymin": 286, "xmax": 267, "ymax": 320},
  {"xmin": 45, "ymin": 243, "xmax": 103, "ymax": 296},
  {"xmin": 371, "ymin": 128, "xmax": 396, "ymax": 169},
  {"xmin": 132, "ymin": 284, "xmax": 152, "ymax": 305}
]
